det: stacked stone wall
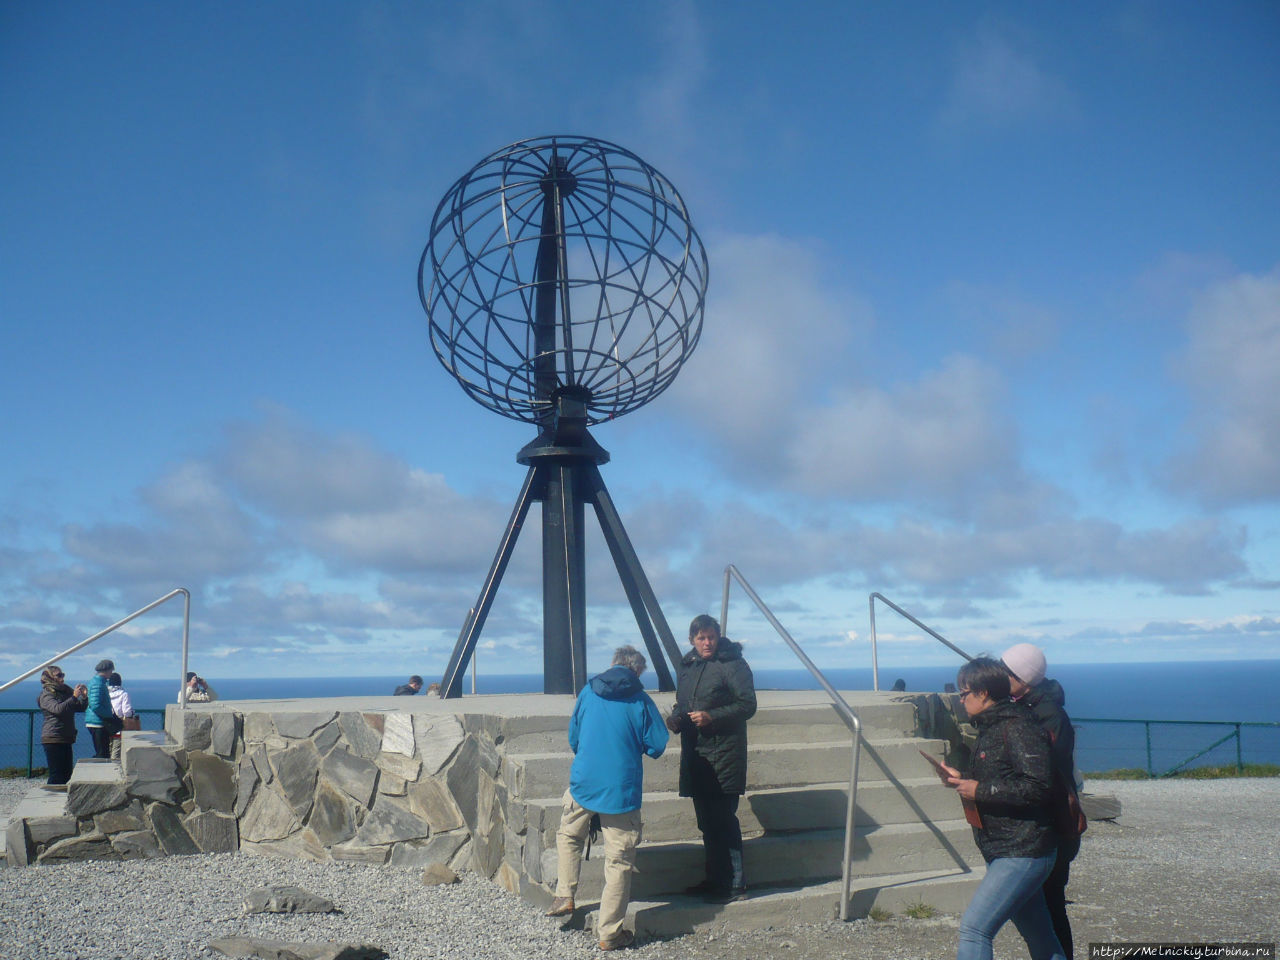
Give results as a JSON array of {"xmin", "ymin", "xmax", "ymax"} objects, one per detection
[{"xmin": 7, "ymin": 706, "xmax": 526, "ymax": 876}]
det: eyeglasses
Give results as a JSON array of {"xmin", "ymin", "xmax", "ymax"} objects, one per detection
[{"xmin": 957, "ymin": 688, "xmax": 975, "ymax": 700}]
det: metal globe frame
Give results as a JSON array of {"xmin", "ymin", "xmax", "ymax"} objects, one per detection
[{"xmin": 419, "ymin": 136, "xmax": 708, "ymax": 697}]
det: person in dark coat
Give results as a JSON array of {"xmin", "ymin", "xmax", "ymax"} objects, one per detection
[
  {"xmin": 393, "ymin": 675, "xmax": 424, "ymax": 696},
  {"xmin": 666, "ymin": 614, "xmax": 756, "ymax": 902},
  {"xmin": 1003, "ymin": 643, "xmax": 1082, "ymax": 958},
  {"xmin": 38, "ymin": 666, "xmax": 88, "ymax": 786},
  {"xmin": 939, "ymin": 657, "xmax": 1066, "ymax": 960}
]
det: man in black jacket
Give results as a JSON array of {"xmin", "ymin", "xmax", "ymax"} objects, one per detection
[
  {"xmin": 1002, "ymin": 643, "xmax": 1081, "ymax": 958},
  {"xmin": 666, "ymin": 614, "xmax": 756, "ymax": 902}
]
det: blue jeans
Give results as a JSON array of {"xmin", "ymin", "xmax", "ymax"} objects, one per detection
[{"xmin": 958, "ymin": 854, "xmax": 1066, "ymax": 960}]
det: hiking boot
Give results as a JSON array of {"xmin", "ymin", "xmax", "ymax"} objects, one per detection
[
  {"xmin": 599, "ymin": 930, "xmax": 635, "ymax": 951},
  {"xmin": 545, "ymin": 896, "xmax": 575, "ymax": 917}
]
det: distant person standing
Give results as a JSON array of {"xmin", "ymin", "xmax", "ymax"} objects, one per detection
[
  {"xmin": 547, "ymin": 645, "xmax": 667, "ymax": 950},
  {"xmin": 394, "ymin": 675, "xmax": 424, "ymax": 696},
  {"xmin": 1002, "ymin": 643, "xmax": 1084, "ymax": 959},
  {"xmin": 38, "ymin": 667, "xmax": 87, "ymax": 786},
  {"xmin": 181, "ymin": 672, "xmax": 218, "ymax": 702},
  {"xmin": 666, "ymin": 614, "xmax": 757, "ymax": 903},
  {"xmin": 86, "ymin": 659, "xmax": 117, "ymax": 758}
]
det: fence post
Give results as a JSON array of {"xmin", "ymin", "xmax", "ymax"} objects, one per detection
[
  {"xmin": 27, "ymin": 711, "xmax": 35, "ymax": 778},
  {"xmin": 1235, "ymin": 723, "xmax": 1242, "ymax": 773},
  {"xmin": 1145, "ymin": 722, "xmax": 1153, "ymax": 777}
]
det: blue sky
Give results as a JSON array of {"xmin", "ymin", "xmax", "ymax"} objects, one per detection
[{"xmin": 2, "ymin": 1, "xmax": 1278, "ymax": 683}]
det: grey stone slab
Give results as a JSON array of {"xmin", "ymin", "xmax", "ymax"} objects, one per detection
[
  {"xmin": 275, "ymin": 711, "xmax": 338, "ymax": 740},
  {"xmin": 40, "ymin": 830, "xmax": 120, "ymax": 862},
  {"xmin": 469, "ymin": 822, "xmax": 504, "ymax": 879},
  {"xmin": 243, "ymin": 827, "xmax": 328, "ymax": 863},
  {"xmin": 241, "ymin": 785, "xmax": 300, "ymax": 843},
  {"xmin": 270, "ymin": 741, "xmax": 321, "ymax": 820},
  {"xmin": 313, "ymin": 721, "xmax": 341, "ymax": 755},
  {"xmin": 182, "ymin": 711, "xmax": 214, "ymax": 751},
  {"xmin": 27, "ymin": 814, "xmax": 79, "ymax": 846},
  {"xmin": 444, "ymin": 737, "xmax": 482, "ymax": 831},
  {"xmin": 185, "ymin": 810, "xmax": 239, "ymax": 853},
  {"xmin": 380, "ymin": 713, "xmax": 414, "ymax": 757},
  {"xmin": 522, "ymin": 820, "xmax": 543, "ymax": 882},
  {"xmin": 190, "ymin": 752, "xmax": 237, "ymax": 814},
  {"xmin": 248, "ymin": 742, "xmax": 273, "ymax": 783},
  {"xmin": 374, "ymin": 751, "xmax": 421, "ymax": 782},
  {"xmin": 94, "ymin": 800, "xmax": 145, "ymax": 835},
  {"xmin": 243, "ymin": 712, "xmax": 276, "ymax": 742},
  {"xmin": 378, "ymin": 772, "xmax": 407, "ymax": 797},
  {"xmin": 67, "ymin": 776, "xmax": 130, "ymax": 819},
  {"xmin": 414, "ymin": 714, "xmax": 465, "ymax": 775},
  {"xmin": 330, "ymin": 843, "xmax": 389, "ymax": 864},
  {"xmin": 236, "ymin": 756, "xmax": 261, "ymax": 818},
  {"xmin": 111, "ymin": 829, "xmax": 163, "ymax": 859},
  {"xmin": 321, "ymin": 748, "xmax": 378, "ymax": 808},
  {"xmin": 211, "ymin": 712, "xmax": 241, "ymax": 757},
  {"xmin": 406, "ymin": 777, "xmax": 464, "ymax": 832},
  {"xmin": 148, "ymin": 802, "xmax": 200, "ymax": 855},
  {"xmin": 387, "ymin": 829, "xmax": 468, "ymax": 867},
  {"xmin": 307, "ymin": 782, "xmax": 356, "ymax": 846},
  {"xmin": 6, "ymin": 819, "xmax": 32, "ymax": 866},
  {"xmin": 208, "ymin": 937, "xmax": 387, "ymax": 960},
  {"xmin": 338, "ymin": 712, "xmax": 381, "ymax": 760},
  {"xmin": 355, "ymin": 798, "xmax": 431, "ymax": 846},
  {"xmin": 243, "ymin": 885, "xmax": 337, "ymax": 914},
  {"xmin": 125, "ymin": 746, "xmax": 183, "ymax": 804}
]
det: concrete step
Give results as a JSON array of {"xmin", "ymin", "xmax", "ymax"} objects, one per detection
[
  {"xmin": 507, "ymin": 737, "xmax": 949, "ymax": 800},
  {"xmin": 526, "ymin": 777, "xmax": 969, "ymax": 841},
  {"xmin": 498, "ymin": 699, "xmax": 919, "ymax": 754},
  {"xmin": 539, "ymin": 819, "xmax": 980, "ymax": 900},
  {"xmin": 581, "ymin": 866, "xmax": 985, "ymax": 937}
]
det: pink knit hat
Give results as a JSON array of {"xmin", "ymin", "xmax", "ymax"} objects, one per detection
[{"xmin": 1000, "ymin": 643, "xmax": 1046, "ymax": 687}]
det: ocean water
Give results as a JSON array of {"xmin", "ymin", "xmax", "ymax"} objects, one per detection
[{"xmin": 3, "ymin": 660, "xmax": 1278, "ymax": 775}]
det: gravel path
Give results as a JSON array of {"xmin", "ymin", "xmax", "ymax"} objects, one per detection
[{"xmin": 2, "ymin": 777, "xmax": 1277, "ymax": 959}]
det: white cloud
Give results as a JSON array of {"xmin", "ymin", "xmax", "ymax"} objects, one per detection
[
  {"xmin": 938, "ymin": 23, "xmax": 1073, "ymax": 129},
  {"xmin": 1168, "ymin": 267, "xmax": 1280, "ymax": 504}
]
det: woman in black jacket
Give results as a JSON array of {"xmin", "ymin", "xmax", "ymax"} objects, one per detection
[
  {"xmin": 38, "ymin": 666, "xmax": 88, "ymax": 786},
  {"xmin": 940, "ymin": 657, "xmax": 1066, "ymax": 960},
  {"xmin": 666, "ymin": 614, "xmax": 756, "ymax": 902}
]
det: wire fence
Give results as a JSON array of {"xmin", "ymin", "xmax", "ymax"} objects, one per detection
[
  {"xmin": 1074, "ymin": 718, "xmax": 1280, "ymax": 778},
  {"xmin": 0, "ymin": 708, "xmax": 167, "ymax": 778}
]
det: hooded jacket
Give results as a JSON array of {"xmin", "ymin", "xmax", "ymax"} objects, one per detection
[
  {"xmin": 967, "ymin": 698, "xmax": 1058, "ymax": 861},
  {"xmin": 1018, "ymin": 676, "xmax": 1084, "ymax": 846},
  {"xmin": 39, "ymin": 682, "xmax": 87, "ymax": 744},
  {"xmin": 567, "ymin": 665, "xmax": 668, "ymax": 815},
  {"xmin": 674, "ymin": 637, "xmax": 757, "ymax": 796}
]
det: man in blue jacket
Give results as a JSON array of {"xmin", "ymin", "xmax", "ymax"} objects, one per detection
[
  {"xmin": 86, "ymin": 658, "xmax": 117, "ymax": 759},
  {"xmin": 546, "ymin": 645, "xmax": 668, "ymax": 951}
]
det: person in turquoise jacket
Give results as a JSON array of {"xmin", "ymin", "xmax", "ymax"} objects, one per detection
[
  {"xmin": 86, "ymin": 658, "xmax": 118, "ymax": 758},
  {"xmin": 547, "ymin": 645, "xmax": 668, "ymax": 951}
]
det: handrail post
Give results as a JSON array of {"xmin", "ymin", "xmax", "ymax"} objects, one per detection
[
  {"xmin": 179, "ymin": 588, "xmax": 191, "ymax": 711},
  {"xmin": 722, "ymin": 564, "xmax": 863, "ymax": 922},
  {"xmin": 867, "ymin": 594, "xmax": 879, "ymax": 691}
]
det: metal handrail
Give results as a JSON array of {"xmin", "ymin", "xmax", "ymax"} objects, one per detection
[
  {"xmin": 719, "ymin": 564, "xmax": 863, "ymax": 922},
  {"xmin": 868, "ymin": 592, "xmax": 971, "ymax": 690},
  {"xmin": 0, "ymin": 589, "xmax": 192, "ymax": 709}
]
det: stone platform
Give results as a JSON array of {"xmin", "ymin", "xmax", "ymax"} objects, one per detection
[{"xmin": 5, "ymin": 689, "xmax": 994, "ymax": 934}]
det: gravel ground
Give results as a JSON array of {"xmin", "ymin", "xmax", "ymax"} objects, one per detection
[{"xmin": 2, "ymin": 777, "xmax": 1277, "ymax": 959}]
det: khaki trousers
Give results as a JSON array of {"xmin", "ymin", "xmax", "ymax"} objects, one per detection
[{"xmin": 555, "ymin": 789, "xmax": 642, "ymax": 941}]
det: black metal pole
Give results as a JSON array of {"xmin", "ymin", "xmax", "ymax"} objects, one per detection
[{"xmin": 439, "ymin": 467, "xmax": 539, "ymax": 698}]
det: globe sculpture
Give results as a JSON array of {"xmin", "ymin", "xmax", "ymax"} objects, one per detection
[{"xmin": 419, "ymin": 136, "xmax": 709, "ymax": 696}]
